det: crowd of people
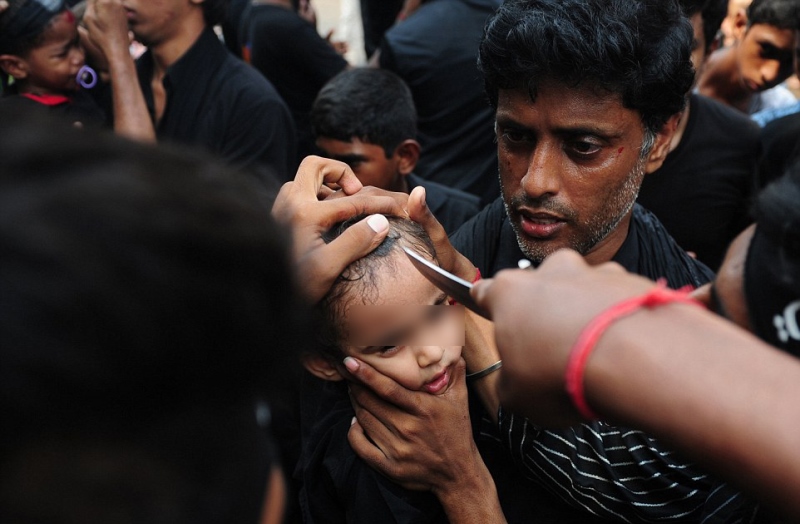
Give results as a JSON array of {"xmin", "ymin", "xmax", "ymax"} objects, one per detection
[{"xmin": 2, "ymin": 0, "xmax": 800, "ymax": 523}]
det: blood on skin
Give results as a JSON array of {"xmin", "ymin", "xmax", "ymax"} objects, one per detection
[
  {"xmin": 617, "ymin": 147, "xmax": 624, "ymax": 155},
  {"xmin": 64, "ymin": 10, "xmax": 75, "ymax": 23}
]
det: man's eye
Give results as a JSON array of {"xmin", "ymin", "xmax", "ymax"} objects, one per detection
[
  {"xmin": 569, "ymin": 140, "xmax": 601, "ymax": 155},
  {"xmin": 501, "ymin": 129, "xmax": 530, "ymax": 143}
]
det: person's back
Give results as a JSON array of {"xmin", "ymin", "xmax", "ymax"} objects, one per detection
[
  {"xmin": 377, "ymin": 0, "xmax": 502, "ymax": 206},
  {"xmin": 239, "ymin": 0, "xmax": 348, "ymax": 166},
  {"xmin": 312, "ymin": 68, "xmax": 481, "ymax": 234},
  {"xmin": 0, "ymin": 107, "xmax": 306, "ymax": 524}
]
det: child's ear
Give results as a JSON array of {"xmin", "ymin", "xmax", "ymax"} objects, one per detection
[
  {"xmin": 0, "ymin": 55, "xmax": 28, "ymax": 80},
  {"xmin": 302, "ymin": 354, "xmax": 346, "ymax": 381},
  {"xmin": 394, "ymin": 139, "xmax": 420, "ymax": 176}
]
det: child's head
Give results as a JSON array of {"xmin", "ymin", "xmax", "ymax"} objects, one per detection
[
  {"xmin": 731, "ymin": 0, "xmax": 798, "ymax": 93},
  {"xmin": 311, "ymin": 68, "xmax": 420, "ymax": 193},
  {"xmin": 0, "ymin": 0, "xmax": 84, "ymax": 95},
  {"xmin": 304, "ymin": 217, "xmax": 464, "ymax": 395}
]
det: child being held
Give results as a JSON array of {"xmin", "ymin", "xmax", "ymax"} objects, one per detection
[
  {"xmin": 298, "ymin": 216, "xmax": 465, "ymax": 524},
  {"xmin": 0, "ymin": 0, "xmax": 105, "ymax": 127}
]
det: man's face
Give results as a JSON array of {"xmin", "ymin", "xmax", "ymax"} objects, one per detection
[
  {"xmin": 341, "ymin": 252, "xmax": 464, "ymax": 395},
  {"xmin": 22, "ymin": 11, "xmax": 84, "ymax": 95},
  {"xmin": 736, "ymin": 23, "xmax": 796, "ymax": 93},
  {"xmin": 315, "ymin": 137, "xmax": 405, "ymax": 192},
  {"xmin": 495, "ymin": 84, "xmax": 656, "ymax": 265},
  {"xmin": 123, "ymin": 0, "xmax": 192, "ymax": 47}
]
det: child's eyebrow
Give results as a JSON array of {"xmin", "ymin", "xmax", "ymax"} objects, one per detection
[{"xmin": 329, "ymin": 153, "xmax": 368, "ymax": 164}]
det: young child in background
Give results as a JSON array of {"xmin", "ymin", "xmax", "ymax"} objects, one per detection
[
  {"xmin": 311, "ymin": 68, "xmax": 481, "ymax": 234},
  {"xmin": 298, "ymin": 216, "xmax": 466, "ymax": 524},
  {"xmin": 0, "ymin": 0, "xmax": 104, "ymax": 127}
]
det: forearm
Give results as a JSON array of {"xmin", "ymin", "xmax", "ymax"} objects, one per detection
[
  {"xmin": 587, "ymin": 305, "xmax": 800, "ymax": 517},
  {"xmin": 463, "ymin": 310, "xmax": 501, "ymax": 421},
  {"xmin": 107, "ymin": 47, "xmax": 155, "ymax": 142},
  {"xmin": 434, "ymin": 450, "xmax": 507, "ymax": 524}
]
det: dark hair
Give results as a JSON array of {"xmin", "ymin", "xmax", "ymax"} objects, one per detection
[
  {"xmin": 202, "ymin": 0, "xmax": 229, "ymax": 27},
  {"xmin": 316, "ymin": 216, "xmax": 436, "ymax": 356},
  {"xmin": 0, "ymin": 0, "xmax": 66, "ymax": 92},
  {"xmin": 311, "ymin": 68, "xmax": 417, "ymax": 158},
  {"xmin": 0, "ymin": 107, "xmax": 309, "ymax": 524},
  {"xmin": 747, "ymin": 0, "xmax": 800, "ymax": 30},
  {"xmin": 478, "ymin": 0, "xmax": 695, "ymax": 134},
  {"xmin": 701, "ymin": 0, "xmax": 727, "ymax": 53}
]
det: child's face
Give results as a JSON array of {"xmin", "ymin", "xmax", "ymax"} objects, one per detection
[
  {"xmin": 341, "ymin": 252, "xmax": 464, "ymax": 395},
  {"xmin": 735, "ymin": 23, "xmax": 796, "ymax": 93},
  {"xmin": 23, "ymin": 11, "xmax": 85, "ymax": 95},
  {"xmin": 316, "ymin": 137, "xmax": 406, "ymax": 193}
]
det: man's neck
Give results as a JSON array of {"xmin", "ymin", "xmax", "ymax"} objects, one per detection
[
  {"xmin": 149, "ymin": 19, "xmax": 206, "ymax": 74},
  {"xmin": 698, "ymin": 47, "xmax": 752, "ymax": 110},
  {"xmin": 583, "ymin": 211, "xmax": 633, "ymax": 266}
]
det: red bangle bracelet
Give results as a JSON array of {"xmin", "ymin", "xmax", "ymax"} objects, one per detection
[{"xmin": 564, "ymin": 280, "xmax": 702, "ymax": 420}]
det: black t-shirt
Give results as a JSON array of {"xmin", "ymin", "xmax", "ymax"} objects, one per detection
[
  {"xmin": 136, "ymin": 28, "xmax": 296, "ymax": 184},
  {"xmin": 637, "ymin": 94, "xmax": 758, "ymax": 271},
  {"xmin": 759, "ymin": 111, "xmax": 800, "ymax": 189},
  {"xmin": 0, "ymin": 90, "xmax": 107, "ymax": 129},
  {"xmin": 239, "ymin": 5, "xmax": 348, "ymax": 163},
  {"xmin": 379, "ymin": 0, "xmax": 501, "ymax": 206}
]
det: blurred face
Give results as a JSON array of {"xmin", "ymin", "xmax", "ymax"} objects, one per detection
[
  {"xmin": 123, "ymin": 0, "xmax": 193, "ymax": 47},
  {"xmin": 693, "ymin": 224, "xmax": 755, "ymax": 331},
  {"xmin": 22, "ymin": 11, "xmax": 84, "ymax": 95},
  {"xmin": 495, "ymin": 83, "xmax": 657, "ymax": 265},
  {"xmin": 341, "ymin": 252, "xmax": 464, "ymax": 395},
  {"xmin": 735, "ymin": 23, "xmax": 796, "ymax": 93},
  {"xmin": 315, "ymin": 137, "xmax": 405, "ymax": 192}
]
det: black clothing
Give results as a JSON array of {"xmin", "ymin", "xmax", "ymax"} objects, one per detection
[
  {"xmin": 240, "ymin": 5, "xmax": 347, "ymax": 164},
  {"xmin": 637, "ymin": 94, "xmax": 758, "ymax": 271},
  {"xmin": 759, "ymin": 112, "xmax": 800, "ymax": 189},
  {"xmin": 136, "ymin": 28, "xmax": 296, "ymax": 184},
  {"xmin": 298, "ymin": 377, "xmax": 446, "ymax": 524},
  {"xmin": 407, "ymin": 173, "xmax": 481, "ymax": 234},
  {"xmin": 221, "ymin": 0, "xmax": 249, "ymax": 57},
  {"xmin": 360, "ymin": 0, "xmax": 403, "ymax": 58},
  {"xmin": 450, "ymin": 200, "xmax": 765, "ymax": 522},
  {"xmin": 379, "ymin": 0, "xmax": 501, "ymax": 206},
  {"xmin": 0, "ymin": 90, "xmax": 106, "ymax": 129},
  {"xmin": 451, "ymin": 198, "xmax": 714, "ymax": 287}
]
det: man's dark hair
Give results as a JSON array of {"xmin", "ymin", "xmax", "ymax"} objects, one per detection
[
  {"xmin": 311, "ymin": 68, "xmax": 417, "ymax": 158},
  {"xmin": 478, "ymin": 0, "xmax": 695, "ymax": 134},
  {"xmin": 202, "ymin": 0, "xmax": 229, "ymax": 27},
  {"xmin": 747, "ymin": 0, "xmax": 800, "ymax": 29},
  {"xmin": 0, "ymin": 107, "xmax": 308, "ymax": 524},
  {"xmin": 316, "ymin": 216, "xmax": 436, "ymax": 355}
]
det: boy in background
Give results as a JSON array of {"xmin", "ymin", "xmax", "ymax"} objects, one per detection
[{"xmin": 311, "ymin": 68, "xmax": 481, "ymax": 234}]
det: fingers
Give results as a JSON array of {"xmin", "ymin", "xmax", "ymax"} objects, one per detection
[
  {"xmin": 318, "ymin": 213, "xmax": 391, "ymax": 266},
  {"xmin": 293, "ymin": 156, "xmax": 363, "ymax": 198},
  {"xmin": 344, "ymin": 357, "xmax": 417, "ymax": 410}
]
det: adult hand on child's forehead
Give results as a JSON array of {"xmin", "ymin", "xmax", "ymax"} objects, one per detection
[{"xmin": 272, "ymin": 156, "xmax": 409, "ymax": 303}]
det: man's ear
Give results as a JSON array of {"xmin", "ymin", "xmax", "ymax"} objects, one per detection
[
  {"xmin": 394, "ymin": 139, "xmax": 420, "ymax": 176},
  {"xmin": 0, "ymin": 55, "xmax": 28, "ymax": 80},
  {"xmin": 644, "ymin": 113, "xmax": 681, "ymax": 174},
  {"xmin": 302, "ymin": 354, "xmax": 346, "ymax": 381},
  {"xmin": 732, "ymin": 9, "xmax": 748, "ymax": 43}
]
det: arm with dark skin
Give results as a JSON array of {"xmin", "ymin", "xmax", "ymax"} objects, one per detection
[
  {"xmin": 83, "ymin": 0, "xmax": 155, "ymax": 142},
  {"xmin": 345, "ymin": 359, "xmax": 506, "ymax": 524},
  {"xmin": 472, "ymin": 250, "xmax": 800, "ymax": 519}
]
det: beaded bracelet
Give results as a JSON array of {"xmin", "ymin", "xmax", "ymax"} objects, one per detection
[{"xmin": 564, "ymin": 280, "xmax": 702, "ymax": 420}]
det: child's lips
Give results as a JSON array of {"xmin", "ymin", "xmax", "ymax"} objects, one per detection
[{"xmin": 424, "ymin": 368, "xmax": 450, "ymax": 394}]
